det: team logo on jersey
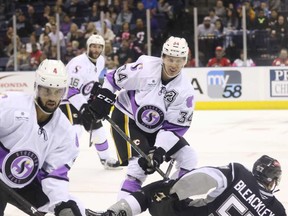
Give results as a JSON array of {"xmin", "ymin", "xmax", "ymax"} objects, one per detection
[
  {"xmin": 207, "ymin": 70, "xmax": 242, "ymax": 98},
  {"xmin": 164, "ymin": 90, "xmax": 178, "ymax": 103},
  {"xmin": 82, "ymin": 81, "xmax": 94, "ymax": 96},
  {"xmin": 270, "ymin": 69, "xmax": 288, "ymax": 97},
  {"xmin": 3, "ymin": 150, "xmax": 39, "ymax": 186},
  {"xmin": 136, "ymin": 105, "xmax": 164, "ymax": 130}
]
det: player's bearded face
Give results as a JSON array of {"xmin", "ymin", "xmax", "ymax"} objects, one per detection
[
  {"xmin": 36, "ymin": 86, "xmax": 66, "ymax": 113},
  {"xmin": 162, "ymin": 56, "xmax": 186, "ymax": 78},
  {"xmin": 88, "ymin": 44, "xmax": 103, "ymax": 61}
]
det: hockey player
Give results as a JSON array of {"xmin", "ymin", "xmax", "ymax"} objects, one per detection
[
  {"xmin": 59, "ymin": 34, "xmax": 119, "ymax": 169},
  {"xmin": 89, "ymin": 36, "xmax": 198, "ymax": 199},
  {"xmin": 96, "ymin": 155, "xmax": 286, "ymax": 216},
  {"xmin": 0, "ymin": 59, "xmax": 86, "ymax": 216}
]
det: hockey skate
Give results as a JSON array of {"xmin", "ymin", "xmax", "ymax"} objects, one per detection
[{"xmin": 100, "ymin": 158, "xmax": 122, "ymax": 170}]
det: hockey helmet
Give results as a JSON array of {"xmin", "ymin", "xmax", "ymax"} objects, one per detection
[
  {"xmin": 252, "ymin": 155, "xmax": 282, "ymax": 187},
  {"xmin": 35, "ymin": 59, "xmax": 68, "ymax": 89},
  {"xmin": 34, "ymin": 59, "xmax": 68, "ymax": 114},
  {"xmin": 86, "ymin": 34, "xmax": 105, "ymax": 55},
  {"xmin": 161, "ymin": 36, "xmax": 189, "ymax": 63}
]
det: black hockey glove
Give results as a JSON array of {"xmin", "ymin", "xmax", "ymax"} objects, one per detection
[
  {"xmin": 138, "ymin": 147, "xmax": 166, "ymax": 175},
  {"xmin": 88, "ymin": 88, "xmax": 116, "ymax": 120},
  {"xmin": 88, "ymin": 82, "xmax": 102, "ymax": 103},
  {"xmin": 54, "ymin": 200, "xmax": 82, "ymax": 216},
  {"xmin": 79, "ymin": 103, "xmax": 95, "ymax": 131}
]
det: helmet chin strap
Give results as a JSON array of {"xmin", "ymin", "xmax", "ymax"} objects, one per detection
[{"xmin": 34, "ymin": 98, "xmax": 53, "ymax": 115}]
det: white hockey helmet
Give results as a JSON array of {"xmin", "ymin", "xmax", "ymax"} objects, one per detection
[
  {"xmin": 86, "ymin": 34, "xmax": 105, "ymax": 55},
  {"xmin": 161, "ymin": 36, "xmax": 189, "ymax": 63},
  {"xmin": 35, "ymin": 59, "xmax": 68, "ymax": 89}
]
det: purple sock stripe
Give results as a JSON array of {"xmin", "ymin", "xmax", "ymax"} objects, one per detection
[
  {"xmin": 121, "ymin": 179, "xmax": 141, "ymax": 193},
  {"xmin": 94, "ymin": 140, "xmax": 108, "ymax": 151}
]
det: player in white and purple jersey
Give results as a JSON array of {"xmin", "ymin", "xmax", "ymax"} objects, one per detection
[
  {"xmin": 0, "ymin": 59, "xmax": 86, "ymax": 216},
  {"xmin": 59, "ymin": 34, "xmax": 119, "ymax": 169},
  {"xmin": 89, "ymin": 36, "xmax": 198, "ymax": 199}
]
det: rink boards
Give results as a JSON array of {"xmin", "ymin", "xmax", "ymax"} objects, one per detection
[{"xmin": 1, "ymin": 66, "xmax": 288, "ymax": 110}]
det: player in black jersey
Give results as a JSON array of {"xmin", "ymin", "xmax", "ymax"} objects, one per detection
[{"xmin": 90, "ymin": 155, "xmax": 286, "ymax": 216}]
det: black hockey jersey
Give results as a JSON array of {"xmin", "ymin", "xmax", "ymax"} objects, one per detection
[{"xmin": 149, "ymin": 163, "xmax": 286, "ymax": 216}]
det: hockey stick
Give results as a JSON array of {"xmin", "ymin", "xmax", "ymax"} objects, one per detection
[
  {"xmin": 104, "ymin": 116, "xmax": 168, "ymax": 179},
  {"xmin": 0, "ymin": 179, "xmax": 45, "ymax": 216}
]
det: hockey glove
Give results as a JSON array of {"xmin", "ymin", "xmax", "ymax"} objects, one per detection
[
  {"xmin": 54, "ymin": 200, "xmax": 82, "ymax": 216},
  {"xmin": 138, "ymin": 147, "xmax": 166, "ymax": 175},
  {"xmin": 88, "ymin": 82, "xmax": 102, "ymax": 103},
  {"xmin": 79, "ymin": 103, "xmax": 95, "ymax": 131},
  {"xmin": 89, "ymin": 88, "xmax": 116, "ymax": 120}
]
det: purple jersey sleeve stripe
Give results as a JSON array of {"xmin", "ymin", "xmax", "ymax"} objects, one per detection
[
  {"xmin": 106, "ymin": 70, "xmax": 121, "ymax": 91},
  {"xmin": 67, "ymin": 87, "xmax": 80, "ymax": 99},
  {"xmin": 127, "ymin": 90, "xmax": 139, "ymax": 116},
  {"xmin": 0, "ymin": 143, "xmax": 9, "ymax": 170},
  {"xmin": 42, "ymin": 164, "xmax": 70, "ymax": 181},
  {"xmin": 162, "ymin": 120, "xmax": 189, "ymax": 137}
]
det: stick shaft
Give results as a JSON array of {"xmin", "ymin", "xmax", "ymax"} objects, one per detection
[
  {"xmin": 105, "ymin": 116, "xmax": 167, "ymax": 178},
  {"xmin": 0, "ymin": 179, "xmax": 44, "ymax": 216}
]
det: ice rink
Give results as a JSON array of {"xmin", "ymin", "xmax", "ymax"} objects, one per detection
[{"xmin": 5, "ymin": 110, "xmax": 288, "ymax": 215}]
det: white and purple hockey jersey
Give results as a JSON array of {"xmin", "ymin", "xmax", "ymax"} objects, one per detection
[
  {"xmin": 103, "ymin": 55, "xmax": 196, "ymax": 152},
  {"xmin": 0, "ymin": 92, "xmax": 79, "ymax": 208},
  {"xmin": 63, "ymin": 53, "xmax": 105, "ymax": 110}
]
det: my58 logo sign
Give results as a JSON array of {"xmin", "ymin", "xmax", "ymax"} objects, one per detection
[{"xmin": 207, "ymin": 70, "xmax": 242, "ymax": 99}]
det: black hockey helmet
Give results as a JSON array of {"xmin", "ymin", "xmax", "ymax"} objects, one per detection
[{"xmin": 252, "ymin": 155, "xmax": 282, "ymax": 187}]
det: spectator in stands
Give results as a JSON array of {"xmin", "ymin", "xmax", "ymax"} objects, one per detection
[
  {"xmin": 214, "ymin": 0, "xmax": 226, "ymax": 20},
  {"xmin": 60, "ymin": 15, "xmax": 72, "ymax": 36},
  {"xmin": 66, "ymin": 23, "xmax": 79, "ymax": 43},
  {"xmin": 232, "ymin": 49, "xmax": 256, "ymax": 67},
  {"xmin": 131, "ymin": 1, "xmax": 146, "ymax": 24},
  {"xmin": 3, "ymin": 27, "xmax": 13, "ymax": 48},
  {"xmin": 207, "ymin": 46, "xmax": 231, "ymax": 67},
  {"xmin": 88, "ymin": 2, "xmax": 101, "ymax": 22},
  {"xmin": 6, "ymin": 44, "xmax": 30, "ymax": 71},
  {"xmin": 111, "ymin": 39, "xmax": 134, "ymax": 67},
  {"xmin": 115, "ymin": 22, "xmax": 131, "ymax": 45},
  {"xmin": 62, "ymin": 42, "xmax": 76, "ymax": 64},
  {"xmin": 65, "ymin": 0, "xmax": 82, "ymax": 19},
  {"xmin": 84, "ymin": 22, "xmax": 98, "ymax": 39},
  {"xmin": 39, "ymin": 23, "xmax": 52, "ymax": 46},
  {"xmin": 208, "ymin": 8, "xmax": 219, "ymax": 24},
  {"xmin": 224, "ymin": 8, "xmax": 239, "ymax": 30},
  {"xmin": 26, "ymin": 34, "xmax": 41, "ymax": 54},
  {"xmin": 255, "ymin": 1, "xmax": 270, "ymax": 18},
  {"xmin": 243, "ymin": 1, "xmax": 256, "ymax": 29},
  {"xmin": 131, "ymin": 18, "xmax": 147, "ymax": 54},
  {"xmin": 101, "ymin": 21, "xmax": 116, "ymax": 44},
  {"xmin": 254, "ymin": 9, "xmax": 269, "ymax": 30},
  {"xmin": 105, "ymin": 4, "xmax": 118, "ymax": 26},
  {"xmin": 157, "ymin": 0, "xmax": 173, "ymax": 20},
  {"xmin": 4, "ymin": 34, "xmax": 22, "ymax": 57},
  {"xmin": 41, "ymin": 35, "xmax": 52, "ymax": 57},
  {"xmin": 268, "ymin": 9, "xmax": 279, "ymax": 30},
  {"xmin": 270, "ymin": 15, "xmax": 288, "ymax": 48},
  {"xmin": 48, "ymin": 23, "xmax": 65, "ymax": 47},
  {"xmin": 29, "ymin": 43, "xmax": 43, "ymax": 70},
  {"xmin": 185, "ymin": 49, "xmax": 196, "ymax": 67},
  {"xmin": 26, "ymin": 5, "xmax": 38, "ymax": 29},
  {"xmin": 116, "ymin": 2, "xmax": 133, "ymax": 26},
  {"xmin": 197, "ymin": 16, "xmax": 215, "ymax": 37},
  {"xmin": 53, "ymin": 5, "xmax": 66, "ymax": 23},
  {"xmin": 14, "ymin": 11, "xmax": 34, "ymax": 38},
  {"xmin": 39, "ymin": 5, "xmax": 52, "ymax": 26},
  {"xmin": 272, "ymin": 48, "xmax": 288, "ymax": 66}
]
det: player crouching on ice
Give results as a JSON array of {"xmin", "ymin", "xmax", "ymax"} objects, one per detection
[{"xmin": 87, "ymin": 155, "xmax": 286, "ymax": 216}]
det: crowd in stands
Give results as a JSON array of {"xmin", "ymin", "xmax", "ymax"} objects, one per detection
[{"xmin": 1, "ymin": 0, "xmax": 288, "ymax": 71}]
